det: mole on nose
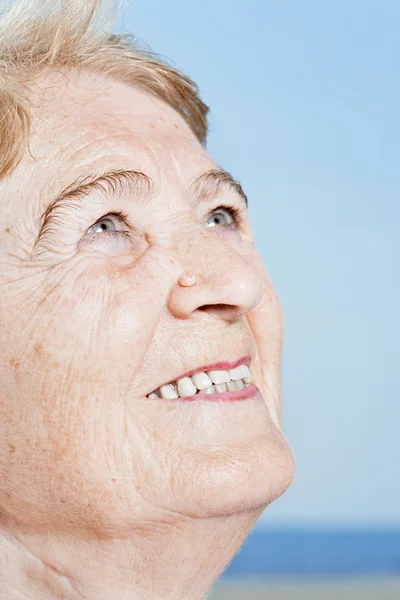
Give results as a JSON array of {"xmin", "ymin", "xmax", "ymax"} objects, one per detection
[{"xmin": 178, "ymin": 274, "xmax": 197, "ymax": 287}]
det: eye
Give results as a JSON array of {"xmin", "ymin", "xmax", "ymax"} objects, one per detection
[
  {"xmin": 87, "ymin": 217, "xmax": 122, "ymax": 234},
  {"xmin": 85, "ymin": 210, "xmax": 129, "ymax": 237},
  {"xmin": 87, "ymin": 218, "xmax": 117, "ymax": 234},
  {"xmin": 205, "ymin": 205, "xmax": 243, "ymax": 228}
]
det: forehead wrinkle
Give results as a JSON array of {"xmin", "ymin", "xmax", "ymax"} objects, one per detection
[
  {"xmin": 169, "ymin": 143, "xmax": 187, "ymax": 183},
  {"xmin": 153, "ymin": 137, "xmax": 214, "ymax": 206},
  {"xmin": 52, "ymin": 132, "xmax": 150, "ymax": 163},
  {"xmin": 59, "ymin": 129, "xmax": 179, "ymax": 168},
  {"xmin": 32, "ymin": 134, "xmax": 162, "ymax": 213}
]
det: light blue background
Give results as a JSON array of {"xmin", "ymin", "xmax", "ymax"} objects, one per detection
[{"xmin": 116, "ymin": 1, "xmax": 400, "ymax": 527}]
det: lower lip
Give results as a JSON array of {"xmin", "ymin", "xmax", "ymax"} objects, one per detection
[{"xmin": 151, "ymin": 383, "xmax": 259, "ymax": 402}]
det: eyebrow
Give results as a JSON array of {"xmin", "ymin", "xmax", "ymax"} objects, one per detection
[
  {"xmin": 190, "ymin": 168, "xmax": 248, "ymax": 207},
  {"xmin": 33, "ymin": 166, "xmax": 248, "ymax": 251}
]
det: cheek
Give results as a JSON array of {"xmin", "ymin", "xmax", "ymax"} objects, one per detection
[
  {"xmin": 2, "ymin": 247, "xmax": 177, "ymax": 405},
  {"xmin": 245, "ymin": 248, "xmax": 283, "ymax": 423},
  {"xmin": 0, "ymin": 248, "xmax": 177, "ymax": 510},
  {"xmin": 248, "ymin": 246, "xmax": 283, "ymax": 334}
]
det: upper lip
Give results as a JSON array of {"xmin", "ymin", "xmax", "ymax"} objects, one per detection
[{"xmin": 148, "ymin": 356, "xmax": 251, "ymax": 395}]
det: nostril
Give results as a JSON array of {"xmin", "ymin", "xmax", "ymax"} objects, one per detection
[
  {"xmin": 198, "ymin": 304, "xmax": 232, "ymax": 311},
  {"xmin": 197, "ymin": 304, "xmax": 242, "ymax": 323}
]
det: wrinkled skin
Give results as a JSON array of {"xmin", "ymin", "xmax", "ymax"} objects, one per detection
[{"xmin": 0, "ymin": 70, "xmax": 295, "ymax": 599}]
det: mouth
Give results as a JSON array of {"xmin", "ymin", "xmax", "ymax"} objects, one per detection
[{"xmin": 146, "ymin": 356, "xmax": 253, "ymax": 401}]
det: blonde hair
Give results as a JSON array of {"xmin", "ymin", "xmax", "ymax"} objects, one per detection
[{"xmin": 0, "ymin": 0, "xmax": 209, "ymax": 180}]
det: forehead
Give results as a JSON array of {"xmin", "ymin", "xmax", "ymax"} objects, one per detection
[
  {"xmin": 20, "ymin": 70, "xmax": 212, "ymax": 205},
  {"xmin": 33, "ymin": 69, "xmax": 197, "ymax": 145}
]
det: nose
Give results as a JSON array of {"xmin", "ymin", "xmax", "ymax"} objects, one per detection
[{"xmin": 167, "ymin": 232, "xmax": 263, "ymax": 322}]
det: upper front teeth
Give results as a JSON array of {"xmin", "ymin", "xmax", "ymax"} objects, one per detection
[
  {"xmin": 149, "ymin": 365, "xmax": 252, "ymax": 400},
  {"xmin": 177, "ymin": 377, "xmax": 197, "ymax": 398},
  {"xmin": 191, "ymin": 372, "xmax": 213, "ymax": 389},
  {"xmin": 207, "ymin": 370, "xmax": 231, "ymax": 384}
]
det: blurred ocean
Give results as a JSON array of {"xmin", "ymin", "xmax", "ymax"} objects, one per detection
[
  {"xmin": 219, "ymin": 527, "xmax": 400, "ymax": 579},
  {"xmin": 208, "ymin": 527, "xmax": 400, "ymax": 599}
]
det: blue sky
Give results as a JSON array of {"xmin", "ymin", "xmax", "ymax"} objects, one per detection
[{"xmin": 115, "ymin": 1, "xmax": 400, "ymax": 527}]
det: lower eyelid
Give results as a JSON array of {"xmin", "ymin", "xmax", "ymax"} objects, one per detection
[{"xmin": 84, "ymin": 230, "xmax": 131, "ymax": 242}]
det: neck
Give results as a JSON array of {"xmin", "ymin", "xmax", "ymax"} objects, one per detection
[{"xmin": 0, "ymin": 509, "xmax": 262, "ymax": 600}]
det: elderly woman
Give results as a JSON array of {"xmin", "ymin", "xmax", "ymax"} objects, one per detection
[{"xmin": 0, "ymin": 1, "xmax": 295, "ymax": 598}]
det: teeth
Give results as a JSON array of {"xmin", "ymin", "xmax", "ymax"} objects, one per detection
[
  {"xmin": 160, "ymin": 384, "xmax": 179, "ymax": 399},
  {"xmin": 242, "ymin": 365, "xmax": 251, "ymax": 384},
  {"xmin": 226, "ymin": 380, "xmax": 238, "ymax": 392},
  {"xmin": 203, "ymin": 385, "xmax": 214, "ymax": 394},
  {"xmin": 191, "ymin": 372, "xmax": 212, "ymax": 390},
  {"xmin": 206, "ymin": 370, "xmax": 231, "ymax": 384},
  {"xmin": 228, "ymin": 365, "xmax": 246, "ymax": 380},
  {"xmin": 177, "ymin": 376, "xmax": 197, "ymax": 398},
  {"xmin": 148, "ymin": 364, "xmax": 252, "ymax": 399},
  {"xmin": 214, "ymin": 383, "xmax": 227, "ymax": 393}
]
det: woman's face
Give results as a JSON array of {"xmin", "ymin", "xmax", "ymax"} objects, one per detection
[{"xmin": 0, "ymin": 71, "xmax": 294, "ymax": 534}]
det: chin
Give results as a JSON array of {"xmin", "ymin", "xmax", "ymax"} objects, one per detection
[{"xmin": 163, "ymin": 426, "xmax": 296, "ymax": 520}]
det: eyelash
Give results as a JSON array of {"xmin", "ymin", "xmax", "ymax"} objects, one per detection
[
  {"xmin": 88, "ymin": 204, "xmax": 245, "ymax": 237},
  {"xmin": 208, "ymin": 204, "xmax": 244, "ymax": 227}
]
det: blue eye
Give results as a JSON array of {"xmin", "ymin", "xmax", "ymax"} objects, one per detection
[
  {"xmin": 206, "ymin": 205, "xmax": 243, "ymax": 228},
  {"xmin": 87, "ymin": 218, "xmax": 118, "ymax": 234},
  {"xmin": 86, "ymin": 210, "xmax": 130, "ymax": 238}
]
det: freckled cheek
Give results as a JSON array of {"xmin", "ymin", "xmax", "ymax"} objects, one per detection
[
  {"xmin": 18, "ymin": 245, "xmax": 172, "ymax": 407},
  {"xmin": 15, "ymin": 267, "xmax": 123, "ymax": 376},
  {"xmin": 46, "ymin": 264, "xmax": 152, "ymax": 362}
]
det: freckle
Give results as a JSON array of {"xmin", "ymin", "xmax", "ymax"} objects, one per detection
[
  {"xmin": 5, "ymin": 228, "xmax": 10, "ymax": 233},
  {"xmin": 9, "ymin": 358, "xmax": 19, "ymax": 369},
  {"xmin": 8, "ymin": 443, "xmax": 15, "ymax": 453},
  {"xmin": 26, "ymin": 566, "xmax": 37, "ymax": 580},
  {"xmin": 60, "ymin": 498, "xmax": 66, "ymax": 503},
  {"xmin": 34, "ymin": 342, "xmax": 43, "ymax": 356},
  {"xmin": 150, "ymin": 123, "xmax": 156, "ymax": 129},
  {"xmin": 174, "ymin": 124, "xmax": 179, "ymax": 129}
]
